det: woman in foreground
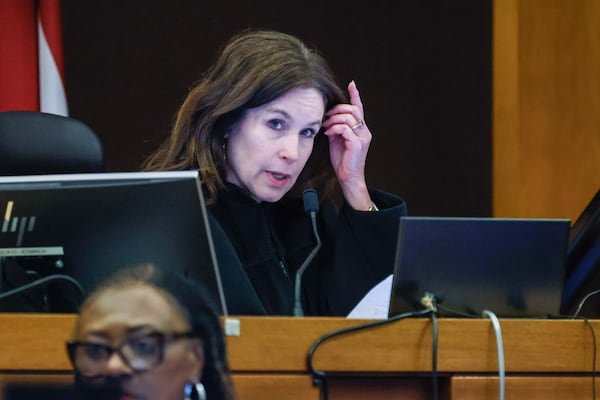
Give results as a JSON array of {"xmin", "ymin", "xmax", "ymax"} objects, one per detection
[{"xmin": 66, "ymin": 264, "xmax": 236, "ymax": 400}]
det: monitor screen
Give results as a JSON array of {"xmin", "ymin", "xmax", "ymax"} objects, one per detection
[
  {"xmin": 0, "ymin": 171, "xmax": 227, "ymax": 314},
  {"xmin": 560, "ymin": 188, "xmax": 600, "ymax": 316}
]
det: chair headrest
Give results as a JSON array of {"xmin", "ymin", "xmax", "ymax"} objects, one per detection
[{"xmin": 0, "ymin": 111, "xmax": 104, "ymax": 175}]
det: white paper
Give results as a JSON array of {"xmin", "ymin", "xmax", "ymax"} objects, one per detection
[{"xmin": 346, "ymin": 274, "xmax": 393, "ymax": 319}]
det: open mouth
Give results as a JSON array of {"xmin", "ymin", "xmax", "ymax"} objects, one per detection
[
  {"xmin": 267, "ymin": 171, "xmax": 290, "ymax": 182},
  {"xmin": 270, "ymin": 172, "xmax": 287, "ymax": 180}
]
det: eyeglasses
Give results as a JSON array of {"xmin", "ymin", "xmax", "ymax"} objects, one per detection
[{"xmin": 66, "ymin": 331, "xmax": 194, "ymax": 377}]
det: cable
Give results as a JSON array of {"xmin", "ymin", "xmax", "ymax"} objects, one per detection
[
  {"xmin": 572, "ymin": 289, "xmax": 600, "ymax": 319},
  {"xmin": 430, "ymin": 311, "xmax": 439, "ymax": 400},
  {"xmin": 306, "ymin": 308, "xmax": 434, "ymax": 400},
  {"xmin": 429, "ymin": 299, "xmax": 506, "ymax": 400},
  {"xmin": 482, "ymin": 310, "xmax": 505, "ymax": 400},
  {"xmin": 551, "ymin": 292, "xmax": 599, "ymax": 400},
  {"xmin": 551, "ymin": 313, "xmax": 598, "ymax": 400},
  {"xmin": 437, "ymin": 303, "xmax": 478, "ymax": 318},
  {"xmin": 0, "ymin": 274, "xmax": 85, "ymax": 300},
  {"xmin": 581, "ymin": 317, "xmax": 598, "ymax": 400}
]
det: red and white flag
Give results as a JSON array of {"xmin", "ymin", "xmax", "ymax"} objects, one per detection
[{"xmin": 0, "ymin": 0, "xmax": 68, "ymax": 116}]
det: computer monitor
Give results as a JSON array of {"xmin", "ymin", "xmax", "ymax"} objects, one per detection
[
  {"xmin": 0, "ymin": 171, "xmax": 227, "ymax": 314},
  {"xmin": 560, "ymin": 188, "xmax": 600, "ymax": 316}
]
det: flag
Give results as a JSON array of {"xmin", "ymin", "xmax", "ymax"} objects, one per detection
[{"xmin": 0, "ymin": 0, "xmax": 68, "ymax": 116}]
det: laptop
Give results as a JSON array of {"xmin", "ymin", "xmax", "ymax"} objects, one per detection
[{"xmin": 388, "ymin": 217, "xmax": 570, "ymax": 318}]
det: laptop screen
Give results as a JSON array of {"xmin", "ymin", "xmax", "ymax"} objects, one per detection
[{"xmin": 388, "ymin": 217, "xmax": 570, "ymax": 318}]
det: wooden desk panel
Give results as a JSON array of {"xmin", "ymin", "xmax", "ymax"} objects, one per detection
[
  {"xmin": 451, "ymin": 376, "xmax": 600, "ymax": 400},
  {"xmin": 0, "ymin": 314, "xmax": 74, "ymax": 371},
  {"xmin": 231, "ymin": 374, "xmax": 319, "ymax": 400},
  {"xmin": 1, "ymin": 314, "xmax": 598, "ymax": 399},
  {"xmin": 223, "ymin": 316, "xmax": 598, "ymax": 373}
]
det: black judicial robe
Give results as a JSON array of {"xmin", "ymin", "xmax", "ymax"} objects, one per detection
[{"xmin": 208, "ymin": 184, "xmax": 407, "ymax": 316}]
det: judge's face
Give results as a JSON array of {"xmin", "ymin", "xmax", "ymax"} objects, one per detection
[
  {"xmin": 72, "ymin": 285, "xmax": 204, "ymax": 400},
  {"xmin": 225, "ymin": 87, "xmax": 325, "ymax": 202}
]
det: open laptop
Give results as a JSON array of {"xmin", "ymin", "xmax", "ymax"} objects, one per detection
[{"xmin": 388, "ymin": 217, "xmax": 570, "ymax": 318}]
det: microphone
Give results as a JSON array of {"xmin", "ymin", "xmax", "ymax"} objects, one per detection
[{"xmin": 293, "ymin": 189, "xmax": 322, "ymax": 316}]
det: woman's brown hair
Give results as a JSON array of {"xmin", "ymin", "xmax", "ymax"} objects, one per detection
[{"xmin": 143, "ymin": 29, "xmax": 345, "ymax": 203}]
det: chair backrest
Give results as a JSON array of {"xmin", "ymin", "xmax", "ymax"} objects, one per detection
[{"xmin": 0, "ymin": 111, "xmax": 104, "ymax": 175}]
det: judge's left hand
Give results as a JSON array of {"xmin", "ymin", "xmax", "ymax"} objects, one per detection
[{"xmin": 322, "ymin": 81, "xmax": 374, "ymax": 210}]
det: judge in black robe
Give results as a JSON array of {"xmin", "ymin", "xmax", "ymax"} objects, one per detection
[
  {"xmin": 209, "ymin": 183, "xmax": 407, "ymax": 316},
  {"xmin": 142, "ymin": 30, "xmax": 408, "ymax": 317}
]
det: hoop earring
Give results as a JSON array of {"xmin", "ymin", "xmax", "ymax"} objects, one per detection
[
  {"xmin": 183, "ymin": 381, "xmax": 206, "ymax": 400},
  {"xmin": 195, "ymin": 382, "xmax": 207, "ymax": 400},
  {"xmin": 184, "ymin": 382, "xmax": 193, "ymax": 400}
]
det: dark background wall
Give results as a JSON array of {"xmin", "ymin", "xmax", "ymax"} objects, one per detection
[{"xmin": 61, "ymin": 0, "xmax": 492, "ymax": 216}]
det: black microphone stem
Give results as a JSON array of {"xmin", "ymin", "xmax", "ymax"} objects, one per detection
[{"xmin": 293, "ymin": 210, "xmax": 321, "ymax": 316}]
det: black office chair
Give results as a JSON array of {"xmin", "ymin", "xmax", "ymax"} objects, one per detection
[
  {"xmin": 0, "ymin": 111, "xmax": 104, "ymax": 312},
  {"xmin": 0, "ymin": 111, "xmax": 104, "ymax": 175}
]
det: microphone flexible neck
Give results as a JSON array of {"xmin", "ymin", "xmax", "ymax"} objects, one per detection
[
  {"xmin": 293, "ymin": 211, "xmax": 321, "ymax": 316},
  {"xmin": 293, "ymin": 189, "xmax": 321, "ymax": 317}
]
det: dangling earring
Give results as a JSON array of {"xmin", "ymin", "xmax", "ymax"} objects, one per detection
[
  {"xmin": 221, "ymin": 138, "xmax": 228, "ymax": 163},
  {"xmin": 195, "ymin": 382, "xmax": 207, "ymax": 400},
  {"xmin": 183, "ymin": 381, "xmax": 206, "ymax": 400},
  {"xmin": 184, "ymin": 382, "xmax": 193, "ymax": 400}
]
